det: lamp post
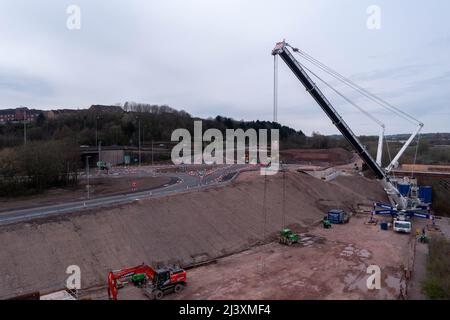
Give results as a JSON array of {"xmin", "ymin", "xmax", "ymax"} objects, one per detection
[
  {"xmin": 85, "ymin": 156, "xmax": 91, "ymax": 200},
  {"xmin": 136, "ymin": 116, "xmax": 141, "ymax": 167},
  {"xmin": 95, "ymin": 116, "xmax": 99, "ymax": 148},
  {"xmin": 22, "ymin": 107, "xmax": 27, "ymax": 145}
]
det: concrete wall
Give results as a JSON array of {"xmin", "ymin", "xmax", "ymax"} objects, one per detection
[{"xmin": 100, "ymin": 150, "xmax": 125, "ymax": 165}]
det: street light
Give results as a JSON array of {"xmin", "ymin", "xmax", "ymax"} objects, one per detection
[
  {"xmin": 95, "ymin": 116, "xmax": 99, "ymax": 148},
  {"xmin": 136, "ymin": 116, "xmax": 141, "ymax": 167},
  {"xmin": 86, "ymin": 156, "xmax": 91, "ymax": 200},
  {"xmin": 21, "ymin": 106, "xmax": 27, "ymax": 145}
]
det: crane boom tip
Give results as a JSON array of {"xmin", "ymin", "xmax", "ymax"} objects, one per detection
[{"xmin": 272, "ymin": 41, "xmax": 286, "ymax": 55}]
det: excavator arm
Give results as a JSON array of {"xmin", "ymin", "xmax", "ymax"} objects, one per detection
[{"xmin": 108, "ymin": 264, "xmax": 156, "ymax": 300}]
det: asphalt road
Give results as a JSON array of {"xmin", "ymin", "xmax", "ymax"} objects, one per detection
[{"xmin": 0, "ymin": 164, "xmax": 251, "ymax": 226}]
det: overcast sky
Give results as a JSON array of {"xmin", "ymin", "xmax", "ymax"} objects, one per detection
[{"xmin": 0, "ymin": 0, "xmax": 449, "ymax": 135}]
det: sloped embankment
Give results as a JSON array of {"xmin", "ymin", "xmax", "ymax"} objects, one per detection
[{"xmin": 0, "ymin": 171, "xmax": 387, "ymax": 298}]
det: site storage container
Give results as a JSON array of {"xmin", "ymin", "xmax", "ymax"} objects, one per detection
[
  {"xmin": 327, "ymin": 209, "xmax": 349, "ymax": 224},
  {"xmin": 398, "ymin": 183, "xmax": 411, "ymax": 197},
  {"xmin": 419, "ymin": 186, "xmax": 432, "ymax": 204}
]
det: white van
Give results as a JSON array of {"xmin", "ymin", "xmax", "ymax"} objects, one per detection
[{"xmin": 393, "ymin": 218, "xmax": 412, "ymax": 233}]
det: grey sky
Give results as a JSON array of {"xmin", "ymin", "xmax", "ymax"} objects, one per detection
[{"xmin": 0, "ymin": 0, "xmax": 449, "ymax": 135}]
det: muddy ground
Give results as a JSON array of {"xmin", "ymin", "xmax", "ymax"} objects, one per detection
[
  {"xmin": 107, "ymin": 214, "xmax": 411, "ymax": 300},
  {"xmin": 280, "ymin": 148, "xmax": 354, "ymax": 165}
]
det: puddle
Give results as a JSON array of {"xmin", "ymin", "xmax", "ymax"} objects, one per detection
[
  {"xmin": 344, "ymin": 272, "xmax": 368, "ymax": 292},
  {"xmin": 385, "ymin": 275, "xmax": 401, "ymax": 290},
  {"xmin": 357, "ymin": 249, "xmax": 371, "ymax": 258}
]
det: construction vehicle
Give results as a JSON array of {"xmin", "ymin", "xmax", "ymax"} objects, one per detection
[
  {"xmin": 393, "ymin": 214, "xmax": 412, "ymax": 234},
  {"xmin": 419, "ymin": 233, "xmax": 429, "ymax": 243},
  {"xmin": 107, "ymin": 263, "xmax": 187, "ymax": 300},
  {"xmin": 323, "ymin": 218, "xmax": 332, "ymax": 229},
  {"xmin": 272, "ymin": 40, "xmax": 432, "ymax": 216},
  {"xmin": 372, "ymin": 202, "xmax": 432, "ymax": 234},
  {"xmin": 279, "ymin": 228, "xmax": 299, "ymax": 246},
  {"xmin": 327, "ymin": 209, "xmax": 350, "ymax": 224}
]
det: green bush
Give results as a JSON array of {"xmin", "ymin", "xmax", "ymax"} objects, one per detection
[
  {"xmin": 0, "ymin": 140, "xmax": 80, "ymax": 197},
  {"xmin": 422, "ymin": 236, "xmax": 450, "ymax": 299}
]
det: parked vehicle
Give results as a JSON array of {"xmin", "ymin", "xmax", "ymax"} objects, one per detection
[
  {"xmin": 327, "ymin": 209, "xmax": 350, "ymax": 224},
  {"xmin": 279, "ymin": 229, "xmax": 299, "ymax": 246}
]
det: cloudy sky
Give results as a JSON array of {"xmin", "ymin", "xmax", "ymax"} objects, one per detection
[{"xmin": 0, "ymin": 0, "xmax": 449, "ymax": 135}]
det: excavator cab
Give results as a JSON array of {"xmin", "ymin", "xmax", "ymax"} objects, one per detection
[
  {"xmin": 144, "ymin": 266, "xmax": 187, "ymax": 300},
  {"xmin": 279, "ymin": 228, "xmax": 299, "ymax": 246},
  {"xmin": 153, "ymin": 269, "xmax": 171, "ymax": 287}
]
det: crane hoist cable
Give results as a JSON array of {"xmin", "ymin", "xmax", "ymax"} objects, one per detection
[
  {"xmin": 288, "ymin": 45, "xmax": 422, "ymax": 126},
  {"xmin": 273, "ymin": 55, "xmax": 279, "ymax": 123},
  {"xmin": 385, "ymin": 135, "xmax": 395, "ymax": 178},
  {"xmin": 257, "ymin": 173, "xmax": 268, "ymax": 274},
  {"xmin": 282, "ymin": 169, "xmax": 286, "ymax": 229},
  {"xmin": 262, "ymin": 173, "xmax": 268, "ymax": 243},
  {"xmin": 411, "ymin": 133, "xmax": 421, "ymax": 178},
  {"xmin": 288, "ymin": 43, "xmax": 424, "ymax": 176},
  {"xmin": 297, "ymin": 61, "xmax": 385, "ymax": 128}
]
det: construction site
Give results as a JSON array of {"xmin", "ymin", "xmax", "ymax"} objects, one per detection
[
  {"xmin": 1, "ymin": 154, "xmax": 448, "ymax": 300},
  {"xmin": 0, "ymin": 21, "xmax": 450, "ymax": 300}
]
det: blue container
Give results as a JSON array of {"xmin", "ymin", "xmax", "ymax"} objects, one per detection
[
  {"xmin": 380, "ymin": 222, "xmax": 388, "ymax": 230},
  {"xmin": 398, "ymin": 183, "xmax": 411, "ymax": 197},
  {"xmin": 419, "ymin": 186, "xmax": 432, "ymax": 204},
  {"xmin": 327, "ymin": 209, "xmax": 345, "ymax": 224}
]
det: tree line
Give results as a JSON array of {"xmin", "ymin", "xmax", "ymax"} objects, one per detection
[
  {"xmin": 0, "ymin": 103, "xmax": 357, "ymax": 197},
  {"xmin": 0, "ymin": 104, "xmax": 351, "ymax": 150},
  {"xmin": 0, "ymin": 140, "xmax": 79, "ymax": 196}
]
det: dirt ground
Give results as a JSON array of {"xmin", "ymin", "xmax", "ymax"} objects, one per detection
[
  {"xmin": 110, "ymin": 214, "xmax": 411, "ymax": 300},
  {"xmin": 280, "ymin": 148, "xmax": 354, "ymax": 165},
  {"xmin": 0, "ymin": 171, "xmax": 389, "ymax": 299},
  {"xmin": 155, "ymin": 164, "xmax": 218, "ymax": 173},
  {"xmin": 0, "ymin": 175, "xmax": 171, "ymax": 212}
]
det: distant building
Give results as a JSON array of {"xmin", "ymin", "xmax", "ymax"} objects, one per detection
[
  {"xmin": 0, "ymin": 107, "xmax": 42, "ymax": 124},
  {"xmin": 0, "ymin": 109, "xmax": 15, "ymax": 123},
  {"xmin": 43, "ymin": 110, "xmax": 56, "ymax": 120},
  {"xmin": 43, "ymin": 109, "xmax": 79, "ymax": 120}
]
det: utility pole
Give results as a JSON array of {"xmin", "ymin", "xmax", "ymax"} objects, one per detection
[
  {"xmin": 137, "ymin": 117, "xmax": 141, "ymax": 167},
  {"xmin": 273, "ymin": 54, "xmax": 278, "ymax": 123},
  {"xmin": 95, "ymin": 116, "xmax": 99, "ymax": 148},
  {"xmin": 86, "ymin": 156, "xmax": 91, "ymax": 200},
  {"xmin": 151, "ymin": 139, "xmax": 154, "ymax": 166},
  {"xmin": 98, "ymin": 141, "xmax": 102, "ymax": 170},
  {"xmin": 23, "ymin": 109, "xmax": 27, "ymax": 145},
  {"xmin": 142, "ymin": 125, "xmax": 145, "ymax": 146}
]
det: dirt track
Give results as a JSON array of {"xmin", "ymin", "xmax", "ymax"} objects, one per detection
[
  {"xmin": 280, "ymin": 148, "xmax": 354, "ymax": 165},
  {"xmin": 0, "ymin": 171, "xmax": 388, "ymax": 299}
]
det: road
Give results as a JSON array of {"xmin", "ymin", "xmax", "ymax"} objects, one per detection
[{"xmin": 0, "ymin": 164, "xmax": 253, "ymax": 226}]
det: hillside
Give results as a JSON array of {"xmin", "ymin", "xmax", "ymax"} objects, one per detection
[{"xmin": 0, "ymin": 104, "xmax": 307, "ymax": 149}]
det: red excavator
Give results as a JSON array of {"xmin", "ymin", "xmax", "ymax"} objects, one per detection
[{"xmin": 107, "ymin": 263, "xmax": 187, "ymax": 300}]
